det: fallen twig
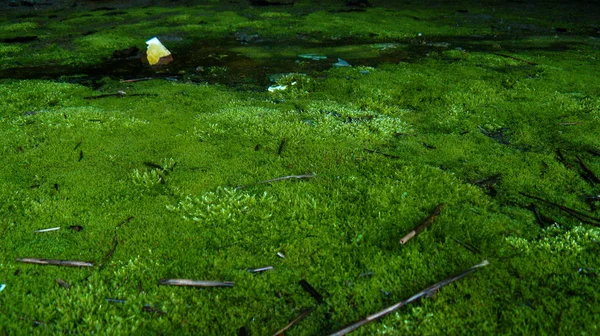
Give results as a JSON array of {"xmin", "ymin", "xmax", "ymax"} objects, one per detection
[
  {"xmin": 99, "ymin": 232, "xmax": 118, "ymax": 270},
  {"xmin": 33, "ymin": 227, "xmax": 60, "ymax": 233},
  {"xmin": 490, "ymin": 52, "xmax": 537, "ymax": 65},
  {"xmin": 272, "ymin": 308, "xmax": 314, "ymax": 336},
  {"xmin": 576, "ymin": 155, "xmax": 600, "ymax": 184},
  {"xmin": 56, "ymin": 278, "xmax": 71, "ymax": 289},
  {"xmin": 450, "ymin": 237, "xmax": 480, "ymax": 254},
  {"xmin": 120, "ymin": 77, "xmax": 153, "ymax": 83},
  {"xmin": 527, "ymin": 203, "xmax": 556, "ymax": 227},
  {"xmin": 328, "ymin": 260, "xmax": 490, "ymax": 336},
  {"xmin": 248, "ymin": 266, "xmax": 273, "ymax": 273},
  {"xmin": 236, "ymin": 174, "xmax": 315, "ymax": 189},
  {"xmin": 278, "ymin": 137, "xmax": 287, "ymax": 156},
  {"xmin": 16, "ymin": 258, "xmax": 94, "ymax": 267},
  {"xmin": 400, "ymin": 204, "xmax": 445, "ymax": 244},
  {"xmin": 159, "ymin": 279, "xmax": 234, "ymax": 287},
  {"xmin": 520, "ymin": 192, "xmax": 600, "ymax": 226},
  {"xmin": 363, "ymin": 148, "xmax": 400, "ymax": 159},
  {"xmin": 106, "ymin": 298, "xmax": 126, "ymax": 303},
  {"xmin": 555, "ymin": 149, "xmax": 572, "ymax": 169},
  {"xmin": 83, "ymin": 92, "xmax": 157, "ymax": 100},
  {"xmin": 116, "ymin": 216, "xmax": 134, "ymax": 228},
  {"xmin": 142, "ymin": 304, "xmax": 165, "ymax": 315},
  {"xmin": 299, "ymin": 279, "xmax": 323, "ymax": 304}
]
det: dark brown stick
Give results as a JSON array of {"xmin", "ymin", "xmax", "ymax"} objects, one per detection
[
  {"xmin": 159, "ymin": 279, "xmax": 234, "ymax": 287},
  {"xmin": 142, "ymin": 304, "xmax": 165, "ymax": 315},
  {"xmin": 16, "ymin": 258, "xmax": 94, "ymax": 267},
  {"xmin": 490, "ymin": 52, "xmax": 537, "ymax": 65},
  {"xmin": 272, "ymin": 308, "xmax": 314, "ymax": 336},
  {"xmin": 236, "ymin": 174, "xmax": 315, "ymax": 189},
  {"xmin": 400, "ymin": 204, "xmax": 445, "ymax": 244},
  {"xmin": 99, "ymin": 232, "xmax": 118, "ymax": 269},
  {"xmin": 278, "ymin": 137, "xmax": 287, "ymax": 156},
  {"xmin": 120, "ymin": 77, "xmax": 153, "ymax": 83},
  {"xmin": 116, "ymin": 216, "xmax": 134, "ymax": 228},
  {"xmin": 299, "ymin": 279, "xmax": 323, "ymax": 304},
  {"xmin": 555, "ymin": 149, "xmax": 572, "ymax": 169},
  {"xmin": 56, "ymin": 278, "xmax": 71, "ymax": 289},
  {"xmin": 364, "ymin": 148, "xmax": 400, "ymax": 159},
  {"xmin": 519, "ymin": 192, "xmax": 600, "ymax": 226},
  {"xmin": 328, "ymin": 260, "xmax": 489, "ymax": 336},
  {"xmin": 576, "ymin": 155, "xmax": 600, "ymax": 184},
  {"xmin": 450, "ymin": 237, "xmax": 480, "ymax": 254}
]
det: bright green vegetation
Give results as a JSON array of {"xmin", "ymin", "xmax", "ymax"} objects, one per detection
[{"xmin": 1, "ymin": 0, "xmax": 599, "ymax": 335}]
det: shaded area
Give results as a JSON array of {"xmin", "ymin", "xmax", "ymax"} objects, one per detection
[{"xmin": 0, "ymin": 34, "xmax": 588, "ymax": 90}]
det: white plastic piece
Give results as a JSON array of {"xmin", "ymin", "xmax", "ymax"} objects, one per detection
[{"xmin": 268, "ymin": 85, "xmax": 287, "ymax": 92}]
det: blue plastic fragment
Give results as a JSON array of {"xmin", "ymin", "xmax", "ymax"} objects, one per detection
[{"xmin": 333, "ymin": 58, "xmax": 351, "ymax": 67}]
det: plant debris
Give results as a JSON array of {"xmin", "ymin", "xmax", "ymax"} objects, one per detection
[
  {"xmin": 99, "ymin": 232, "xmax": 118, "ymax": 270},
  {"xmin": 520, "ymin": 192, "xmax": 600, "ymax": 226},
  {"xmin": 158, "ymin": 279, "xmax": 234, "ymax": 287},
  {"xmin": 16, "ymin": 258, "xmax": 94, "ymax": 267},
  {"xmin": 400, "ymin": 203, "xmax": 445, "ymax": 244},
  {"xmin": 142, "ymin": 304, "xmax": 166, "ymax": 315},
  {"xmin": 299, "ymin": 279, "xmax": 323, "ymax": 304},
  {"xmin": 576, "ymin": 155, "xmax": 600, "ymax": 184},
  {"xmin": 363, "ymin": 148, "xmax": 400, "ymax": 159},
  {"xmin": 248, "ymin": 266, "xmax": 274, "ymax": 273},
  {"xmin": 55, "ymin": 278, "xmax": 70, "ymax": 289},
  {"xmin": 236, "ymin": 174, "xmax": 315, "ymax": 189},
  {"xmin": 272, "ymin": 308, "xmax": 314, "ymax": 336},
  {"xmin": 33, "ymin": 227, "xmax": 60, "ymax": 233},
  {"xmin": 328, "ymin": 260, "xmax": 490, "ymax": 336}
]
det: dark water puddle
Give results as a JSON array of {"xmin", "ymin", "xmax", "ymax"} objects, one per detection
[{"xmin": 0, "ymin": 35, "xmax": 582, "ymax": 91}]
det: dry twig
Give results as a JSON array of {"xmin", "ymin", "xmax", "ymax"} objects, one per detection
[
  {"xmin": 328, "ymin": 260, "xmax": 490, "ymax": 336},
  {"xmin": 159, "ymin": 279, "xmax": 234, "ymax": 287},
  {"xmin": 272, "ymin": 308, "xmax": 314, "ymax": 336},
  {"xmin": 236, "ymin": 174, "xmax": 315, "ymax": 189},
  {"xmin": 16, "ymin": 258, "xmax": 94, "ymax": 267},
  {"xmin": 520, "ymin": 192, "xmax": 600, "ymax": 226},
  {"xmin": 400, "ymin": 204, "xmax": 445, "ymax": 244}
]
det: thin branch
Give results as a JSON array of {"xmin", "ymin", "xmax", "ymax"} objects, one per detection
[
  {"xmin": 16, "ymin": 258, "xmax": 94, "ymax": 267},
  {"xmin": 236, "ymin": 174, "xmax": 315, "ymax": 189},
  {"xmin": 99, "ymin": 232, "xmax": 118, "ymax": 270},
  {"xmin": 328, "ymin": 260, "xmax": 490, "ymax": 336},
  {"xmin": 272, "ymin": 308, "xmax": 314, "ymax": 336},
  {"xmin": 299, "ymin": 279, "xmax": 323, "ymax": 304},
  {"xmin": 363, "ymin": 148, "xmax": 400, "ymax": 159},
  {"xmin": 248, "ymin": 266, "xmax": 274, "ymax": 273},
  {"xmin": 158, "ymin": 279, "xmax": 234, "ymax": 287},
  {"xmin": 400, "ymin": 204, "xmax": 445, "ymax": 244},
  {"xmin": 490, "ymin": 52, "xmax": 537, "ymax": 65},
  {"xmin": 55, "ymin": 278, "xmax": 71, "ymax": 289},
  {"xmin": 555, "ymin": 149, "xmax": 572, "ymax": 169},
  {"xmin": 576, "ymin": 155, "xmax": 600, "ymax": 184},
  {"xmin": 519, "ymin": 192, "xmax": 600, "ymax": 226},
  {"xmin": 33, "ymin": 227, "xmax": 60, "ymax": 233}
]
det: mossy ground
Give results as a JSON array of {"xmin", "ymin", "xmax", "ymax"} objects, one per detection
[{"xmin": 1, "ymin": 0, "xmax": 599, "ymax": 335}]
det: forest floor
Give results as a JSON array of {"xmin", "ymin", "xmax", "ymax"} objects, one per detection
[{"xmin": 1, "ymin": 0, "xmax": 599, "ymax": 334}]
